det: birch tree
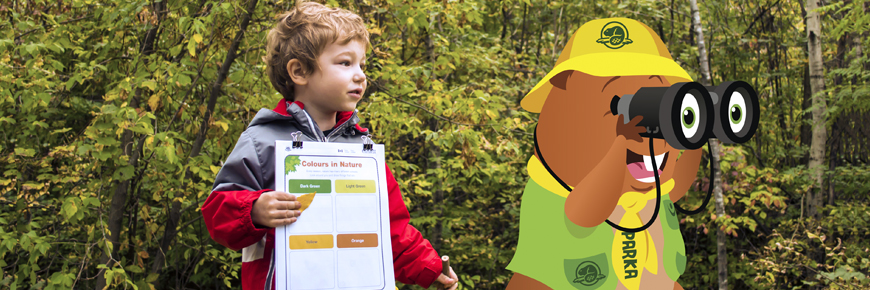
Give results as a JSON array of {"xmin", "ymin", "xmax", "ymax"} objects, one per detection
[
  {"xmin": 689, "ymin": 0, "xmax": 728, "ymax": 289},
  {"xmin": 805, "ymin": 0, "xmax": 827, "ymax": 218}
]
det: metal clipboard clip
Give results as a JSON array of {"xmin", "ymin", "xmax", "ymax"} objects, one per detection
[
  {"xmin": 361, "ymin": 135, "xmax": 375, "ymax": 153},
  {"xmin": 291, "ymin": 131, "xmax": 303, "ymax": 149}
]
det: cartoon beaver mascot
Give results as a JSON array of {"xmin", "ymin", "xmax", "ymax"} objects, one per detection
[{"xmin": 506, "ymin": 18, "xmax": 705, "ymax": 290}]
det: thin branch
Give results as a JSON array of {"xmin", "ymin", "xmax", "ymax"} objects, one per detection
[{"xmin": 14, "ymin": 15, "xmax": 93, "ymax": 41}]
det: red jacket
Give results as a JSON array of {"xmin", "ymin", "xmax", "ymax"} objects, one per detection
[{"xmin": 202, "ymin": 100, "xmax": 442, "ymax": 290}]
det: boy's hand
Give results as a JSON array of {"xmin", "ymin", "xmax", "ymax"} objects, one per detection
[
  {"xmin": 251, "ymin": 191, "xmax": 301, "ymax": 228},
  {"xmin": 432, "ymin": 266, "xmax": 458, "ymax": 290}
]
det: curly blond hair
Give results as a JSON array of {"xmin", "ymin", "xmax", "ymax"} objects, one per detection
[{"xmin": 264, "ymin": 2, "xmax": 370, "ymax": 101}]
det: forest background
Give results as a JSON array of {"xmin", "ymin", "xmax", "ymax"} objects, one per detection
[{"xmin": 2, "ymin": 0, "xmax": 869, "ymax": 289}]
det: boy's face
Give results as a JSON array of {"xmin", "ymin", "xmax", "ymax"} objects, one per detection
[{"xmin": 302, "ymin": 39, "xmax": 367, "ymax": 113}]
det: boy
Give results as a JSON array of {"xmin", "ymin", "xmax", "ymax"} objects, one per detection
[{"xmin": 201, "ymin": 3, "xmax": 459, "ymax": 290}]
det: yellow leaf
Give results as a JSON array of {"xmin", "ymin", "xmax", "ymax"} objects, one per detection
[
  {"xmin": 188, "ymin": 40, "xmax": 196, "ymax": 57},
  {"xmin": 210, "ymin": 165, "xmax": 221, "ymax": 175},
  {"xmin": 22, "ymin": 182, "xmax": 45, "ymax": 190},
  {"xmin": 214, "ymin": 120, "xmax": 228, "ymax": 132},
  {"xmin": 148, "ymin": 94, "xmax": 160, "ymax": 111},
  {"xmin": 406, "ymin": 17, "xmax": 414, "ymax": 25},
  {"xmin": 298, "ymin": 192, "xmax": 316, "ymax": 212},
  {"xmin": 193, "ymin": 34, "xmax": 203, "ymax": 44},
  {"xmin": 145, "ymin": 136, "xmax": 154, "ymax": 147}
]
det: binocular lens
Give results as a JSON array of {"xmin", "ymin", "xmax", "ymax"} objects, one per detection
[
  {"xmin": 710, "ymin": 81, "xmax": 759, "ymax": 144},
  {"xmin": 611, "ymin": 81, "xmax": 758, "ymax": 149},
  {"xmin": 666, "ymin": 84, "xmax": 714, "ymax": 149}
]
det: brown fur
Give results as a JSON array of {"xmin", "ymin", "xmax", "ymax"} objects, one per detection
[{"xmin": 507, "ymin": 71, "xmax": 703, "ymax": 289}]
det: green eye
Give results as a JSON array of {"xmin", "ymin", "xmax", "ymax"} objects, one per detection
[
  {"xmin": 682, "ymin": 107, "xmax": 696, "ymax": 129},
  {"xmin": 728, "ymin": 92, "xmax": 747, "ymax": 133},
  {"xmin": 680, "ymin": 93, "xmax": 701, "ymax": 139},
  {"xmin": 729, "ymin": 104, "xmax": 743, "ymax": 124}
]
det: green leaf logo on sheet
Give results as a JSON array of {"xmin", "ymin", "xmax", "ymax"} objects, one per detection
[
  {"xmin": 285, "ymin": 155, "xmax": 301, "ymax": 174},
  {"xmin": 596, "ymin": 21, "xmax": 633, "ymax": 49}
]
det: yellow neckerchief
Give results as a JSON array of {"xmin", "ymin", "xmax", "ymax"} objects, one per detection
[{"xmin": 527, "ymin": 156, "xmax": 674, "ymax": 290}]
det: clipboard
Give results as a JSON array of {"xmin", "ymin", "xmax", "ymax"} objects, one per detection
[{"xmin": 274, "ymin": 135, "xmax": 395, "ymax": 290}]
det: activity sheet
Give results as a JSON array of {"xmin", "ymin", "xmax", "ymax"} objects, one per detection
[{"xmin": 274, "ymin": 141, "xmax": 395, "ymax": 290}]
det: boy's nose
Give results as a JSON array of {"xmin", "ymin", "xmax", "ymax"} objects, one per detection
[{"xmin": 353, "ymin": 70, "xmax": 366, "ymax": 83}]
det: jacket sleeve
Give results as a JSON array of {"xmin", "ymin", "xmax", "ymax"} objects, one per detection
[
  {"xmin": 202, "ymin": 130, "xmax": 272, "ymax": 251},
  {"xmin": 386, "ymin": 165, "xmax": 443, "ymax": 288}
]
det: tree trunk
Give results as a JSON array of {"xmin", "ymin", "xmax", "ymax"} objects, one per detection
[
  {"xmin": 853, "ymin": 33, "xmax": 864, "ymax": 85},
  {"xmin": 690, "ymin": 0, "xmax": 712, "ymax": 86},
  {"xmin": 95, "ymin": 104, "xmax": 140, "ymax": 290},
  {"xmin": 551, "ymin": 5, "xmax": 562, "ymax": 60},
  {"xmin": 149, "ymin": 0, "xmax": 259, "ymax": 277},
  {"xmin": 801, "ymin": 64, "xmax": 812, "ymax": 165},
  {"xmin": 827, "ymin": 30, "xmax": 850, "ymax": 205},
  {"xmin": 710, "ymin": 138, "xmax": 728, "ymax": 290},
  {"xmin": 95, "ymin": 2, "xmax": 164, "ymax": 288},
  {"xmin": 806, "ymin": 0, "xmax": 827, "ymax": 218},
  {"xmin": 689, "ymin": 0, "xmax": 728, "ymax": 289}
]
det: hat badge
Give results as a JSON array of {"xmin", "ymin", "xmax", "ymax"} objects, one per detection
[{"xmin": 596, "ymin": 21, "xmax": 634, "ymax": 49}]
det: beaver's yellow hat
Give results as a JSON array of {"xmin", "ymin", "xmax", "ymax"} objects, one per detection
[{"xmin": 521, "ymin": 18, "xmax": 693, "ymax": 113}]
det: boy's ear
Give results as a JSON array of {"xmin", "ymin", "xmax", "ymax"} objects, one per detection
[{"xmin": 286, "ymin": 59, "xmax": 309, "ymax": 86}]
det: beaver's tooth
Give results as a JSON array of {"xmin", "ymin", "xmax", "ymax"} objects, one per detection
[
  {"xmin": 655, "ymin": 153, "xmax": 666, "ymax": 170},
  {"xmin": 643, "ymin": 155, "xmax": 653, "ymax": 171}
]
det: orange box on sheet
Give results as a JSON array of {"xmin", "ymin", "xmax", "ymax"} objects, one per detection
[{"xmin": 336, "ymin": 233, "xmax": 379, "ymax": 248}]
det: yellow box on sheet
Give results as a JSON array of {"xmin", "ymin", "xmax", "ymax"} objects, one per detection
[
  {"xmin": 288, "ymin": 235, "xmax": 333, "ymax": 250},
  {"xmin": 335, "ymin": 180, "xmax": 376, "ymax": 193}
]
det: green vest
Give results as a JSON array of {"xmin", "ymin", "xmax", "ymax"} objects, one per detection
[{"xmin": 507, "ymin": 179, "xmax": 686, "ymax": 290}]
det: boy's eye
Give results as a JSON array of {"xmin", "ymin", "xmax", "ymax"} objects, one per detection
[{"xmin": 340, "ymin": 61, "xmax": 351, "ymax": 66}]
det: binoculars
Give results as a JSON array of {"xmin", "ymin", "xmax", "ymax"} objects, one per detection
[{"xmin": 609, "ymin": 81, "xmax": 759, "ymax": 150}]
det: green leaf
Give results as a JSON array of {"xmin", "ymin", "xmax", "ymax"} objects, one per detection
[
  {"xmin": 14, "ymin": 148, "xmax": 36, "ymax": 157},
  {"xmin": 125, "ymin": 265, "xmax": 144, "ymax": 273},
  {"xmin": 35, "ymin": 242, "xmax": 49, "ymax": 255},
  {"xmin": 62, "ymin": 199, "xmax": 78, "ymax": 219},
  {"xmin": 51, "ymin": 128, "xmax": 73, "ymax": 134},
  {"xmin": 176, "ymin": 74, "xmax": 191, "ymax": 86},
  {"xmin": 164, "ymin": 145, "xmax": 178, "ymax": 164},
  {"xmin": 84, "ymin": 197, "xmax": 101, "ymax": 207},
  {"xmin": 141, "ymin": 80, "xmax": 157, "ymax": 91},
  {"xmin": 113, "ymin": 165, "xmax": 135, "ymax": 181}
]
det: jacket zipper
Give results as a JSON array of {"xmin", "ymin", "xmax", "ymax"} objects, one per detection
[
  {"xmin": 300, "ymin": 109, "xmax": 326, "ymax": 142},
  {"xmin": 325, "ymin": 110, "xmax": 357, "ymax": 142}
]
